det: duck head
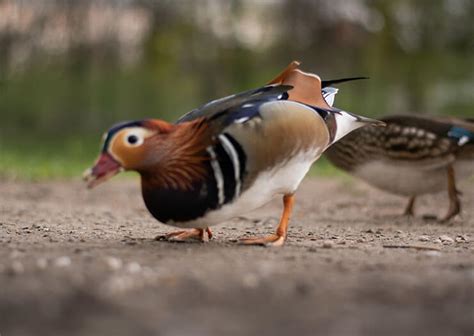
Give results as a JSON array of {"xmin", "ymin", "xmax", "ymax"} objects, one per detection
[{"xmin": 83, "ymin": 120, "xmax": 173, "ymax": 188}]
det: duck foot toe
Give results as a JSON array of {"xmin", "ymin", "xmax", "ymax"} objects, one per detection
[{"xmin": 238, "ymin": 234, "xmax": 286, "ymax": 247}]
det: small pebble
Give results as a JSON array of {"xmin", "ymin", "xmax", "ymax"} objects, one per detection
[
  {"xmin": 322, "ymin": 240, "xmax": 334, "ymax": 248},
  {"xmin": 8, "ymin": 261, "xmax": 24, "ymax": 275},
  {"xmin": 455, "ymin": 235, "xmax": 469, "ymax": 243},
  {"xmin": 418, "ymin": 235, "xmax": 430, "ymax": 242},
  {"xmin": 9, "ymin": 250, "xmax": 22, "ymax": 259},
  {"xmin": 433, "ymin": 239, "xmax": 442, "ymax": 244},
  {"xmin": 54, "ymin": 256, "xmax": 71, "ymax": 267},
  {"xmin": 126, "ymin": 262, "xmax": 141, "ymax": 274},
  {"xmin": 36, "ymin": 258, "xmax": 48, "ymax": 269},
  {"xmin": 439, "ymin": 235, "xmax": 454, "ymax": 243},
  {"xmin": 423, "ymin": 251, "xmax": 442, "ymax": 257},
  {"xmin": 242, "ymin": 274, "xmax": 259, "ymax": 288},
  {"xmin": 105, "ymin": 256, "xmax": 123, "ymax": 271}
]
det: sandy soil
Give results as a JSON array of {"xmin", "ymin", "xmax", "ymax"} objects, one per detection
[{"xmin": 1, "ymin": 177, "xmax": 473, "ymax": 336}]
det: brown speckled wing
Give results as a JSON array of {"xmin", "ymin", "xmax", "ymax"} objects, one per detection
[
  {"xmin": 325, "ymin": 115, "xmax": 462, "ymax": 172},
  {"xmin": 436, "ymin": 116, "xmax": 474, "ymax": 160}
]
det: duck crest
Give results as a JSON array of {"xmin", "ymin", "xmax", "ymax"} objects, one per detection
[{"xmin": 267, "ymin": 61, "xmax": 331, "ymax": 109}]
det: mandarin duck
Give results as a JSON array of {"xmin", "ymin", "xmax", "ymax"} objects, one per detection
[
  {"xmin": 325, "ymin": 115, "xmax": 474, "ymax": 221},
  {"xmin": 84, "ymin": 61, "xmax": 383, "ymax": 246}
]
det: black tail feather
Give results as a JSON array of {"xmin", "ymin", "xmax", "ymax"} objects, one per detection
[{"xmin": 321, "ymin": 77, "xmax": 369, "ymax": 88}]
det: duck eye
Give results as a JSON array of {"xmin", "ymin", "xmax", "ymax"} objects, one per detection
[
  {"xmin": 123, "ymin": 128, "xmax": 146, "ymax": 147},
  {"xmin": 127, "ymin": 134, "xmax": 139, "ymax": 145}
]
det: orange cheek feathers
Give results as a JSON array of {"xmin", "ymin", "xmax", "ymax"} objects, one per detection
[{"xmin": 109, "ymin": 133, "xmax": 148, "ymax": 170}]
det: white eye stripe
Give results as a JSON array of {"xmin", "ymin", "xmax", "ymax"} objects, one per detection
[
  {"xmin": 126, "ymin": 134, "xmax": 142, "ymax": 146},
  {"xmin": 123, "ymin": 129, "xmax": 146, "ymax": 147}
]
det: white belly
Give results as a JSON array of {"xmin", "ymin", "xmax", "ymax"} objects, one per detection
[
  {"xmin": 353, "ymin": 161, "xmax": 448, "ymax": 196},
  {"xmin": 172, "ymin": 151, "xmax": 320, "ymax": 229}
]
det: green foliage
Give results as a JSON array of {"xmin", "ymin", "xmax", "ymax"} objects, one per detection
[
  {"xmin": 0, "ymin": 137, "xmax": 97, "ymax": 180},
  {"xmin": 0, "ymin": 0, "xmax": 473, "ymax": 180}
]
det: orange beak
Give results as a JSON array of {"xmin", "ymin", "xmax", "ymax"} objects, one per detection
[{"xmin": 83, "ymin": 153, "xmax": 123, "ymax": 189}]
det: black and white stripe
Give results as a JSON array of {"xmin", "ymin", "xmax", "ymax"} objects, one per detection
[
  {"xmin": 218, "ymin": 134, "xmax": 242, "ymax": 196},
  {"xmin": 321, "ymin": 87, "xmax": 338, "ymax": 107},
  {"xmin": 206, "ymin": 133, "xmax": 246, "ymax": 207},
  {"xmin": 206, "ymin": 146, "xmax": 225, "ymax": 205}
]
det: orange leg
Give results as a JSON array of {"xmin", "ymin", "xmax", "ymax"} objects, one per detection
[
  {"xmin": 403, "ymin": 196, "xmax": 416, "ymax": 216},
  {"xmin": 156, "ymin": 227, "xmax": 213, "ymax": 243},
  {"xmin": 239, "ymin": 194, "xmax": 295, "ymax": 247},
  {"xmin": 440, "ymin": 165, "xmax": 461, "ymax": 222}
]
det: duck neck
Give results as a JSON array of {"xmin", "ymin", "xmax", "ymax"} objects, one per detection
[{"xmin": 139, "ymin": 120, "xmax": 212, "ymax": 191}]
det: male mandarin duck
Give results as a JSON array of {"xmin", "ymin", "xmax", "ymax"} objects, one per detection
[
  {"xmin": 83, "ymin": 61, "xmax": 383, "ymax": 246},
  {"xmin": 325, "ymin": 115, "xmax": 474, "ymax": 221}
]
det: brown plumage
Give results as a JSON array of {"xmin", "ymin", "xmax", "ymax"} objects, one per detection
[{"xmin": 140, "ymin": 119, "xmax": 212, "ymax": 191}]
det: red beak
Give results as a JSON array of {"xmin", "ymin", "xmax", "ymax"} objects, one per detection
[{"xmin": 83, "ymin": 153, "xmax": 122, "ymax": 189}]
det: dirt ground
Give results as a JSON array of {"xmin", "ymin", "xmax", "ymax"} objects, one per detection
[{"xmin": 0, "ymin": 177, "xmax": 473, "ymax": 336}]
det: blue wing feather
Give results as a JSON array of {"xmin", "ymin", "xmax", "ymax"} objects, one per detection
[{"xmin": 448, "ymin": 126, "xmax": 474, "ymax": 146}]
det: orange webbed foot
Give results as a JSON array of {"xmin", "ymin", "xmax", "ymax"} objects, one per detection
[
  {"xmin": 239, "ymin": 234, "xmax": 286, "ymax": 247},
  {"xmin": 238, "ymin": 194, "xmax": 294, "ymax": 248}
]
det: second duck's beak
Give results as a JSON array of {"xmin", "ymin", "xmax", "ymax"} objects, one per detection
[{"xmin": 83, "ymin": 153, "xmax": 123, "ymax": 189}]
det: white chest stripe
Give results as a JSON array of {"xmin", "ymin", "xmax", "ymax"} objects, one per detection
[
  {"xmin": 218, "ymin": 134, "xmax": 241, "ymax": 198},
  {"xmin": 207, "ymin": 147, "xmax": 225, "ymax": 206}
]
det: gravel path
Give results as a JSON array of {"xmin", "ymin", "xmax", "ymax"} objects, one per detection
[{"xmin": 1, "ymin": 178, "xmax": 473, "ymax": 336}]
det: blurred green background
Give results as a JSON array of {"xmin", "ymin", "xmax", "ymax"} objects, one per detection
[{"xmin": 0, "ymin": 0, "xmax": 473, "ymax": 180}]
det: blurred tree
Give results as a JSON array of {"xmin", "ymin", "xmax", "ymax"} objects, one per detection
[{"xmin": 0, "ymin": 0, "xmax": 472, "ymax": 140}]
